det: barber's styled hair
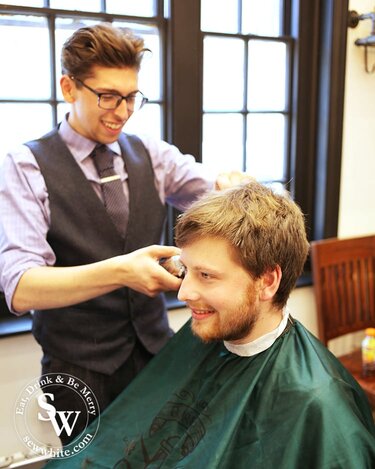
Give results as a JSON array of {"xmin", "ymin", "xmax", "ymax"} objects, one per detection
[
  {"xmin": 61, "ymin": 23, "xmax": 148, "ymax": 79},
  {"xmin": 175, "ymin": 181, "xmax": 310, "ymax": 308}
]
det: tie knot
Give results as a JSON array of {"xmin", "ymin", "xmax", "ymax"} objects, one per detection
[
  {"xmin": 95, "ymin": 144, "xmax": 107, "ymax": 153},
  {"xmin": 92, "ymin": 144, "xmax": 114, "ymax": 173}
]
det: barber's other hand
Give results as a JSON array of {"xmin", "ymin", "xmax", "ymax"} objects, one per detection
[
  {"xmin": 215, "ymin": 171, "xmax": 254, "ymax": 190},
  {"xmin": 116, "ymin": 245, "xmax": 182, "ymax": 297}
]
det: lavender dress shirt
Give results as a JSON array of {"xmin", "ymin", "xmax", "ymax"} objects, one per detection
[{"xmin": 0, "ymin": 116, "xmax": 214, "ymax": 312}]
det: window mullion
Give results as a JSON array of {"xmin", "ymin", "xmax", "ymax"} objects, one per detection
[
  {"xmin": 48, "ymin": 14, "xmax": 58, "ymax": 127},
  {"xmin": 168, "ymin": 0, "xmax": 202, "ymax": 160}
]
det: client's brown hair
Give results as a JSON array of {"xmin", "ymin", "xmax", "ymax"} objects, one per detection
[{"xmin": 175, "ymin": 181, "xmax": 309, "ymax": 308}]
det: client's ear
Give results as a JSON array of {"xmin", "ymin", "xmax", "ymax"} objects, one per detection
[{"xmin": 259, "ymin": 265, "xmax": 282, "ymax": 301}]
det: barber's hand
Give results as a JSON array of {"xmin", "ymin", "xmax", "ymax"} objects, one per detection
[
  {"xmin": 116, "ymin": 245, "xmax": 182, "ymax": 297},
  {"xmin": 215, "ymin": 171, "xmax": 255, "ymax": 190}
]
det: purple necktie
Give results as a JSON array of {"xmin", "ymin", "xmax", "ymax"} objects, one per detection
[{"xmin": 91, "ymin": 144, "xmax": 128, "ymax": 238}]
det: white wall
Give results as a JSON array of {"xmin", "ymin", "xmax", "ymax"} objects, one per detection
[{"xmin": 339, "ymin": 0, "xmax": 375, "ymax": 238}]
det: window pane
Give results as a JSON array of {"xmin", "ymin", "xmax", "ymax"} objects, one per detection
[
  {"xmin": 123, "ymin": 104, "xmax": 162, "ymax": 140},
  {"xmin": 242, "ymin": 0, "xmax": 282, "ymax": 36},
  {"xmin": 246, "ymin": 113, "xmax": 285, "ymax": 181},
  {"xmin": 0, "ymin": 104, "xmax": 53, "ymax": 160},
  {"xmin": 1, "ymin": 0, "xmax": 43, "ymax": 6},
  {"xmin": 106, "ymin": 0, "xmax": 155, "ymax": 17},
  {"xmin": 203, "ymin": 114, "xmax": 244, "ymax": 172},
  {"xmin": 0, "ymin": 15, "xmax": 50, "ymax": 99},
  {"xmin": 248, "ymin": 40, "xmax": 287, "ymax": 111},
  {"xmin": 201, "ymin": 0, "xmax": 239, "ymax": 33},
  {"xmin": 50, "ymin": 0, "xmax": 101, "ymax": 11},
  {"xmin": 203, "ymin": 37, "xmax": 244, "ymax": 111}
]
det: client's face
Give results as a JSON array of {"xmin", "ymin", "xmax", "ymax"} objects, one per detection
[{"xmin": 177, "ymin": 236, "xmax": 260, "ymax": 344}]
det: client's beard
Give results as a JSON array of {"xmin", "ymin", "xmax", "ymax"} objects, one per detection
[{"xmin": 191, "ymin": 288, "xmax": 259, "ymax": 343}]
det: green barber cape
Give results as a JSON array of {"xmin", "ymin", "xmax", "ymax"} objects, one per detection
[{"xmin": 46, "ymin": 318, "xmax": 375, "ymax": 468}]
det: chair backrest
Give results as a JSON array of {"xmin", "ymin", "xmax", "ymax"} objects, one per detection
[{"xmin": 310, "ymin": 235, "xmax": 375, "ymax": 345}]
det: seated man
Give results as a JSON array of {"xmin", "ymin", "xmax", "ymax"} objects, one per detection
[{"xmin": 46, "ymin": 182, "xmax": 375, "ymax": 468}]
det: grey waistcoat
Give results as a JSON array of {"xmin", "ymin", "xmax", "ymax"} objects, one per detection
[{"xmin": 26, "ymin": 129, "xmax": 172, "ymax": 374}]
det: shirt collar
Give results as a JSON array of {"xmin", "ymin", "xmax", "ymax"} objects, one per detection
[
  {"xmin": 223, "ymin": 307, "xmax": 290, "ymax": 357},
  {"xmin": 58, "ymin": 113, "xmax": 121, "ymax": 163}
]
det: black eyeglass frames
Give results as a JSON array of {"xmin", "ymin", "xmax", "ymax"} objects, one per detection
[{"xmin": 71, "ymin": 76, "xmax": 148, "ymax": 112}]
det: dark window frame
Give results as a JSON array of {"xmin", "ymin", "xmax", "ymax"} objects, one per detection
[
  {"xmin": 168, "ymin": 0, "xmax": 349, "ymax": 275},
  {"xmin": 289, "ymin": 0, "xmax": 348, "ymax": 243}
]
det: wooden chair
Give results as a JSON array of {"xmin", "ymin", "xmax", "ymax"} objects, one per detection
[{"xmin": 310, "ymin": 234, "xmax": 375, "ymax": 409}]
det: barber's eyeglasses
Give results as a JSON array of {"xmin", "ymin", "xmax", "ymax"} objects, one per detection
[{"xmin": 71, "ymin": 77, "xmax": 148, "ymax": 112}]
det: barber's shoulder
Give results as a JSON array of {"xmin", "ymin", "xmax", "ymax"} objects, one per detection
[
  {"xmin": 0, "ymin": 144, "xmax": 42, "ymax": 180},
  {"xmin": 10, "ymin": 143, "xmax": 40, "ymax": 167}
]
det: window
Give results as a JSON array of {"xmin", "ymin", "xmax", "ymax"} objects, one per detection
[
  {"xmin": 167, "ymin": 0, "xmax": 348, "ymax": 248},
  {"xmin": 201, "ymin": 0, "xmax": 291, "ymax": 192},
  {"xmin": 0, "ymin": 2, "xmax": 164, "ymax": 160}
]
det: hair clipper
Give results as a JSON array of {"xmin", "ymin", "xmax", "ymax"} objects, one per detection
[{"xmin": 159, "ymin": 255, "xmax": 185, "ymax": 278}]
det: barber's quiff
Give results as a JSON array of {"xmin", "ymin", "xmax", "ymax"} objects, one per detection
[
  {"xmin": 61, "ymin": 23, "xmax": 148, "ymax": 79},
  {"xmin": 175, "ymin": 182, "xmax": 310, "ymax": 308}
]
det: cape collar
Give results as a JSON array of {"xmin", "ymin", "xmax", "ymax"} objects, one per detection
[{"xmin": 223, "ymin": 308, "xmax": 290, "ymax": 357}]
